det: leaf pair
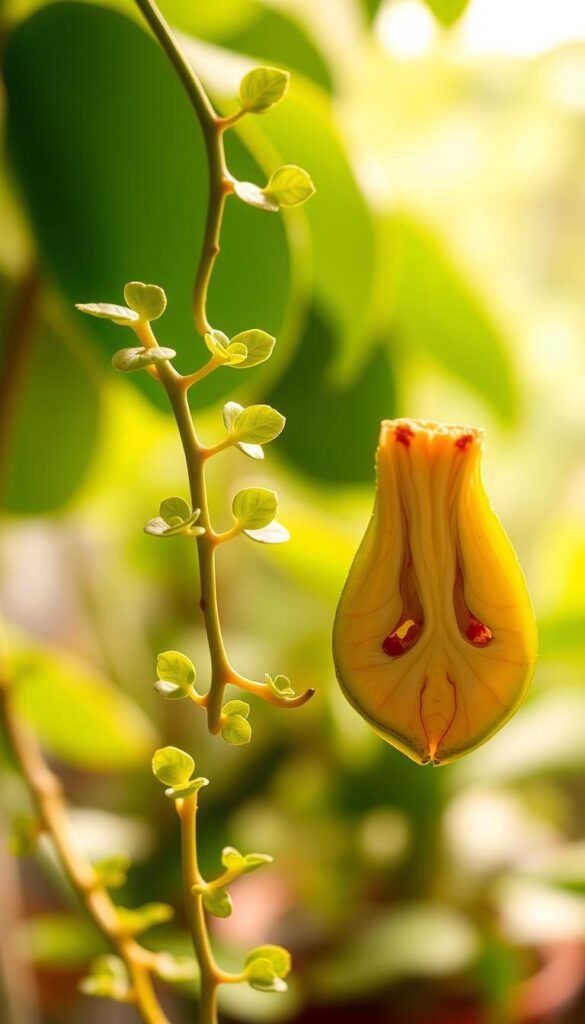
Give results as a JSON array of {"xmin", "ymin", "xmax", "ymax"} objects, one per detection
[
  {"xmin": 221, "ymin": 699, "xmax": 252, "ymax": 745},
  {"xmin": 234, "ymin": 165, "xmax": 315, "ymax": 213},
  {"xmin": 145, "ymin": 497, "xmax": 203, "ymax": 538},
  {"xmin": 152, "ymin": 746, "xmax": 208, "ymax": 800},
  {"xmin": 117, "ymin": 902, "xmax": 174, "ymax": 936},
  {"xmin": 205, "ymin": 328, "xmax": 275, "ymax": 369},
  {"xmin": 76, "ymin": 281, "xmax": 167, "ymax": 326},
  {"xmin": 245, "ymin": 945, "xmax": 291, "ymax": 993},
  {"xmin": 154, "ymin": 650, "xmax": 199, "ymax": 701}
]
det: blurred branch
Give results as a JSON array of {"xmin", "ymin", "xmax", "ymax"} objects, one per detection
[{"xmin": 0, "ymin": 638, "xmax": 173, "ymax": 1024}]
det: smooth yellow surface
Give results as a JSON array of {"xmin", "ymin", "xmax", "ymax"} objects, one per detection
[{"xmin": 333, "ymin": 420, "xmax": 538, "ymax": 765}]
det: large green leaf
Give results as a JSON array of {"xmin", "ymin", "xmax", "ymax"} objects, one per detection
[
  {"xmin": 8, "ymin": 639, "xmax": 157, "ymax": 770},
  {"xmin": 4, "ymin": 3, "xmax": 298, "ymax": 411},
  {"xmin": 268, "ymin": 308, "xmax": 395, "ymax": 485},
  {"xmin": 392, "ymin": 217, "xmax": 517, "ymax": 420},
  {"xmin": 1, "ymin": 279, "xmax": 101, "ymax": 514}
]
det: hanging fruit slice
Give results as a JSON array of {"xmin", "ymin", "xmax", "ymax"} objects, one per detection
[{"xmin": 333, "ymin": 419, "xmax": 537, "ymax": 766}]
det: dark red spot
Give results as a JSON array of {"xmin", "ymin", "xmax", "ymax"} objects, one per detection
[
  {"xmin": 395, "ymin": 424, "xmax": 415, "ymax": 448},
  {"xmin": 455, "ymin": 433, "xmax": 474, "ymax": 451},
  {"xmin": 466, "ymin": 617, "xmax": 492, "ymax": 646},
  {"xmin": 382, "ymin": 621, "xmax": 421, "ymax": 657}
]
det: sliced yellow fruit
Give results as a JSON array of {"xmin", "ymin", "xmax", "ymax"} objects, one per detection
[{"xmin": 333, "ymin": 419, "xmax": 537, "ymax": 766}]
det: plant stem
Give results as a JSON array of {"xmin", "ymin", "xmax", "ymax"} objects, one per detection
[
  {"xmin": 135, "ymin": 323, "xmax": 230, "ymax": 732},
  {"xmin": 133, "ymin": 0, "xmax": 232, "ymax": 332},
  {"xmin": 0, "ymin": 668, "xmax": 170, "ymax": 1024},
  {"xmin": 178, "ymin": 797, "xmax": 219, "ymax": 1024}
]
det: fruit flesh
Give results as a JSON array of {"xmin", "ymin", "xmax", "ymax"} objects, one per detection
[{"xmin": 333, "ymin": 419, "xmax": 537, "ymax": 766}]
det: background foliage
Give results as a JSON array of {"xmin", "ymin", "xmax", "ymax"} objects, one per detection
[{"xmin": 1, "ymin": 0, "xmax": 584, "ymax": 1021}]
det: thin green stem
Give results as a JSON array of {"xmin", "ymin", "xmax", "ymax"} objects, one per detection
[
  {"xmin": 133, "ymin": 0, "xmax": 232, "ymax": 333},
  {"xmin": 177, "ymin": 797, "xmax": 219, "ymax": 1024}
]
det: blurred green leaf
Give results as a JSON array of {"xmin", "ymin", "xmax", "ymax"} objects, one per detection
[
  {"xmin": 80, "ymin": 955, "xmax": 129, "ymax": 1000},
  {"xmin": 93, "ymin": 853, "xmax": 131, "ymax": 889},
  {"xmin": 16, "ymin": 913, "xmax": 105, "ymax": 967},
  {"xmin": 539, "ymin": 616, "xmax": 585, "ymax": 661},
  {"xmin": 218, "ymin": 4, "xmax": 333, "ymax": 91},
  {"xmin": 314, "ymin": 903, "xmax": 479, "ymax": 998},
  {"xmin": 393, "ymin": 217, "xmax": 516, "ymax": 420},
  {"xmin": 268, "ymin": 308, "xmax": 395, "ymax": 484},
  {"xmin": 117, "ymin": 902, "xmax": 174, "ymax": 935},
  {"xmin": 153, "ymin": 953, "xmax": 199, "ymax": 982},
  {"xmin": 9, "ymin": 641, "xmax": 157, "ymax": 770},
  {"xmin": 2, "ymin": 288, "xmax": 101, "ymax": 515},
  {"xmin": 423, "ymin": 0, "xmax": 470, "ymax": 28},
  {"xmin": 4, "ymin": 3, "xmax": 297, "ymax": 410}
]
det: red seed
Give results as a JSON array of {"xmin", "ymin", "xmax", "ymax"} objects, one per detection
[
  {"xmin": 466, "ymin": 617, "xmax": 492, "ymax": 646},
  {"xmin": 395, "ymin": 424, "xmax": 415, "ymax": 448},
  {"xmin": 382, "ymin": 622, "xmax": 421, "ymax": 657},
  {"xmin": 455, "ymin": 433, "xmax": 474, "ymax": 451}
]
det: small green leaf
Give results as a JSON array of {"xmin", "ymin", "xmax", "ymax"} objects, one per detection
[
  {"xmin": 152, "ymin": 745, "xmax": 194, "ymax": 787},
  {"xmin": 165, "ymin": 776, "xmax": 209, "ymax": 800},
  {"xmin": 246, "ymin": 957, "xmax": 288, "ymax": 993},
  {"xmin": 229, "ymin": 329, "xmax": 275, "ymax": 368},
  {"xmin": 244, "ymin": 521, "xmax": 290, "ymax": 544},
  {"xmin": 111, "ymin": 346, "xmax": 176, "ymax": 372},
  {"xmin": 221, "ymin": 715, "xmax": 252, "ymax": 746},
  {"xmin": 93, "ymin": 854, "xmax": 131, "ymax": 889},
  {"xmin": 243, "ymin": 853, "xmax": 273, "ymax": 873},
  {"xmin": 117, "ymin": 903, "xmax": 174, "ymax": 936},
  {"xmin": 153, "ymin": 680, "xmax": 189, "ymax": 701},
  {"xmin": 79, "ymin": 955, "xmax": 129, "ymax": 1000},
  {"xmin": 160, "ymin": 496, "xmax": 191, "ymax": 524},
  {"xmin": 75, "ymin": 302, "xmax": 138, "ymax": 325},
  {"xmin": 245, "ymin": 944, "xmax": 291, "ymax": 980},
  {"xmin": 202, "ymin": 887, "xmax": 233, "ymax": 918},
  {"xmin": 222, "ymin": 699, "xmax": 251, "ymax": 719},
  {"xmin": 221, "ymin": 845, "xmax": 247, "ymax": 871},
  {"xmin": 265, "ymin": 673, "xmax": 295, "ymax": 697},
  {"xmin": 123, "ymin": 281, "xmax": 167, "ymax": 320},
  {"xmin": 264, "ymin": 165, "xmax": 315, "ymax": 208},
  {"xmin": 244, "ymin": 945, "xmax": 291, "ymax": 993},
  {"xmin": 239, "ymin": 66, "xmax": 290, "ymax": 114},
  {"xmin": 233, "ymin": 179, "xmax": 279, "ymax": 212},
  {"xmin": 230, "ymin": 404, "xmax": 285, "ymax": 444},
  {"xmin": 156, "ymin": 652, "xmax": 195, "ymax": 689},
  {"xmin": 153, "ymin": 954, "xmax": 199, "ymax": 983},
  {"xmin": 232, "ymin": 488, "xmax": 277, "ymax": 530}
]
